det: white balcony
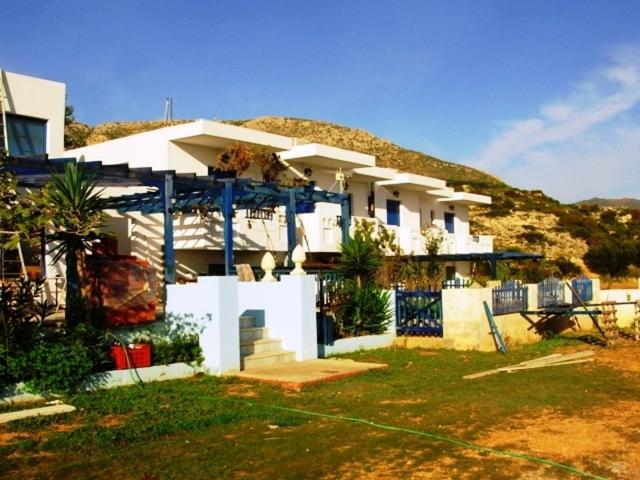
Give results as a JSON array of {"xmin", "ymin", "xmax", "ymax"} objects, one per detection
[
  {"xmin": 442, "ymin": 233, "xmax": 493, "ymax": 255},
  {"xmin": 171, "ymin": 212, "xmax": 493, "ymax": 256}
]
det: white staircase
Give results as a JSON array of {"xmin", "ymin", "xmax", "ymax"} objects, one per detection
[{"xmin": 239, "ymin": 315, "xmax": 295, "ymax": 369}]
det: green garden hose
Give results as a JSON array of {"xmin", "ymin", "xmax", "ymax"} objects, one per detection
[
  {"xmin": 234, "ymin": 399, "xmax": 607, "ymax": 480},
  {"xmin": 106, "ymin": 332, "xmax": 145, "ymax": 387}
]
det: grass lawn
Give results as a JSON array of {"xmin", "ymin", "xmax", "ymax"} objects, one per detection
[{"xmin": 2, "ymin": 337, "xmax": 640, "ymax": 479}]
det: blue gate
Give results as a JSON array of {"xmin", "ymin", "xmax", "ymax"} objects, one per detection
[
  {"xmin": 395, "ymin": 290, "xmax": 443, "ymax": 336},
  {"xmin": 492, "ymin": 280, "xmax": 528, "ymax": 315},
  {"xmin": 571, "ymin": 275, "xmax": 593, "ymax": 304},
  {"xmin": 538, "ymin": 277, "xmax": 565, "ymax": 308}
]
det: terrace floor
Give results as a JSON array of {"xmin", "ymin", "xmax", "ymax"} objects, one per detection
[{"xmin": 227, "ymin": 358, "xmax": 387, "ymax": 390}]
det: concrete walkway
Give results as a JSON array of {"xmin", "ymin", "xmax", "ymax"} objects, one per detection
[{"xmin": 227, "ymin": 358, "xmax": 387, "ymax": 390}]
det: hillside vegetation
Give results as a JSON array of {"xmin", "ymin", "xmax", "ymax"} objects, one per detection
[
  {"xmin": 66, "ymin": 116, "xmax": 640, "ymax": 278},
  {"xmin": 577, "ymin": 197, "xmax": 640, "ymax": 209}
]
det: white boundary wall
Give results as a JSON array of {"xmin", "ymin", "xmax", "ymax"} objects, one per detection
[
  {"xmin": 238, "ymin": 275, "xmax": 318, "ymax": 361},
  {"xmin": 166, "ymin": 275, "xmax": 318, "ymax": 374}
]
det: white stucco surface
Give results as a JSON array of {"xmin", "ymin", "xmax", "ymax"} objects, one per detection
[
  {"xmin": 166, "ymin": 276, "xmax": 240, "ymax": 374},
  {"xmin": 238, "ymin": 275, "xmax": 318, "ymax": 361},
  {"xmin": 2, "ymin": 71, "xmax": 66, "ymax": 156}
]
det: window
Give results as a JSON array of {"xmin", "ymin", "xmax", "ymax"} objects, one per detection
[
  {"xmin": 6, "ymin": 114, "xmax": 47, "ymax": 156},
  {"xmin": 444, "ymin": 212, "xmax": 455, "ymax": 234},
  {"xmin": 367, "ymin": 184, "xmax": 375, "ymax": 218},
  {"xmin": 445, "ymin": 266, "xmax": 456, "ymax": 281},
  {"xmin": 386, "ymin": 200, "xmax": 400, "ymax": 226}
]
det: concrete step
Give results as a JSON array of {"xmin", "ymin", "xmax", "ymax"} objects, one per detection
[
  {"xmin": 239, "ymin": 327, "xmax": 269, "ymax": 343},
  {"xmin": 239, "ymin": 316, "xmax": 256, "ymax": 329},
  {"xmin": 241, "ymin": 350, "xmax": 296, "ymax": 370},
  {"xmin": 240, "ymin": 337, "xmax": 282, "ymax": 356}
]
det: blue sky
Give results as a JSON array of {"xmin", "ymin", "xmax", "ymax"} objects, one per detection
[{"xmin": 3, "ymin": 0, "xmax": 640, "ymax": 202}]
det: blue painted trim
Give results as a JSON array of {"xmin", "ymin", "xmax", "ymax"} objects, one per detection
[
  {"xmin": 341, "ymin": 196, "xmax": 351, "ymax": 246},
  {"xmin": 222, "ymin": 181, "xmax": 235, "ymax": 276},
  {"xmin": 483, "ymin": 301, "xmax": 507, "ymax": 354},
  {"xmin": 286, "ymin": 189, "xmax": 296, "ymax": 265},
  {"xmin": 163, "ymin": 174, "xmax": 175, "ymax": 284}
]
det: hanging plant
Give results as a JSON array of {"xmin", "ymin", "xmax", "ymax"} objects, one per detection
[
  {"xmin": 215, "ymin": 144, "xmax": 287, "ymax": 183},
  {"xmin": 215, "ymin": 143, "xmax": 252, "ymax": 175}
]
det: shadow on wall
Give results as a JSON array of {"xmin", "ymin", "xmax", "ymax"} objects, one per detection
[{"xmin": 241, "ymin": 309, "xmax": 265, "ymax": 328}]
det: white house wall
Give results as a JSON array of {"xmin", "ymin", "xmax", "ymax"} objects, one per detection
[
  {"xmin": 2, "ymin": 71, "xmax": 65, "ymax": 157},
  {"xmin": 62, "ymin": 119, "xmax": 493, "ymax": 278},
  {"xmin": 67, "ymin": 127, "xmax": 172, "ymax": 169}
]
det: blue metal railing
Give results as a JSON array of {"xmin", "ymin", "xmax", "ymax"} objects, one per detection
[
  {"xmin": 395, "ymin": 290, "xmax": 443, "ymax": 337},
  {"xmin": 538, "ymin": 277, "xmax": 565, "ymax": 308},
  {"xmin": 442, "ymin": 278, "xmax": 471, "ymax": 289},
  {"xmin": 571, "ymin": 276, "xmax": 593, "ymax": 304},
  {"xmin": 249, "ymin": 266, "xmax": 344, "ymax": 346},
  {"xmin": 492, "ymin": 280, "xmax": 528, "ymax": 315}
]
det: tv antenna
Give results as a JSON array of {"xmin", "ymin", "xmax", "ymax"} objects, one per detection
[{"xmin": 163, "ymin": 97, "xmax": 173, "ymax": 124}]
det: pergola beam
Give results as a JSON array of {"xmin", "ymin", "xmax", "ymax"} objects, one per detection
[{"xmin": 1, "ymin": 156, "xmax": 351, "ymax": 280}]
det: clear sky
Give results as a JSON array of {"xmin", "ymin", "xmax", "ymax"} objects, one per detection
[{"xmin": 3, "ymin": 0, "xmax": 640, "ymax": 202}]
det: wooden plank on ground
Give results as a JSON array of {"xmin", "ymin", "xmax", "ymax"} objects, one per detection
[
  {"xmin": 0, "ymin": 404, "xmax": 76, "ymax": 424},
  {"xmin": 463, "ymin": 351, "xmax": 595, "ymax": 379},
  {"xmin": 499, "ymin": 358, "xmax": 594, "ymax": 373}
]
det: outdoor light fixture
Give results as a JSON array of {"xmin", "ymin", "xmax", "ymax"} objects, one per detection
[
  {"xmin": 304, "ymin": 167, "xmax": 313, "ymax": 177},
  {"xmin": 392, "ymin": 189, "xmax": 400, "ymax": 198}
]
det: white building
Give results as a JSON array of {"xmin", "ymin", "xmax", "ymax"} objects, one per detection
[
  {"xmin": 0, "ymin": 70, "xmax": 493, "ymax": 284},
  {"xmin": 66, "ymin": 119, "xmax": 492, "ymax": 281},
  {"xmin": 1, "ymin": 70, "xmax": 66, "ymax": 157}
]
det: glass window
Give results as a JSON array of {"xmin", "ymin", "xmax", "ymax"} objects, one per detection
[
  {"xmin": 386, "ymin": 200, "xmax": 400, "ymax": 226},
  {"xmin": 6, "ymin": 114, "xmax": 47, "ymax": 156}
]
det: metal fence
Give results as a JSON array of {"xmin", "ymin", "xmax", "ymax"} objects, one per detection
[
  {"xmin": 442, "ymin": 278, "xmax": 471, "ymax": 289},
  {"xmin": 492, "ymin": 280, "xmax": 528, "ymax": 315},
  {"xmin": 395, "ymin": 290, "xmax": 443, "ymax": 337},
  {"xmin": 571, "ymin": 275, "xmax": 593, "ymax": 304},
  {"xmin": 537, "ymin": 277, "xmax": 565, "ymax": 308}
]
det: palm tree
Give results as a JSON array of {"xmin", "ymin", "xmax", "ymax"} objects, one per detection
[{"xmin": 46, "ymin": 163, "xmax": 106, "ymax": 326}]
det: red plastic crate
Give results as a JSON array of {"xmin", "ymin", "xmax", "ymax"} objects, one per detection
[{"xmin": 110, "ymin": 344, "xmax": 151, "ymax": 370}]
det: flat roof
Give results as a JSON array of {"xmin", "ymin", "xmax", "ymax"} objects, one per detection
[
  {"xmin": 437, "ymin": 191, "xmax": 492, "ymax": 206},
  {"xmin": 377, "ymin": 173, "xmax": 447, "ymax": 192},
  {"xmin": 351, "ymin": 166, "xmax": 398, "ymax": 181},
  {"xmin": 277, "ymin": 143, "xmax": 376, "ymax": 170},
  {"xmin": 169, "ymin": 119, "xmax": 296, "ymax": 150}
]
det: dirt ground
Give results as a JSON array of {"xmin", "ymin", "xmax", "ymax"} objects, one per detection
[
  {"xmin": 322, "ymin": 343, "xmax": 640, "ymax": 480},
  {"xmin": 477, "ymin": 341, "xmax": 640, "ymax": 479}
]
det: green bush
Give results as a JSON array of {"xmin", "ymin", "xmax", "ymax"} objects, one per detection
[
  {"xmin": 151, "ymin": 334, "xmax": 203, "ymax": 365},
  {"xmin": 484, "ymin": 208, "xmax": 511, "ymax": 218},
  {"xmin": 584, "ymin": 239, "xmax": 636, "ymax": 278},
  {"xmin": 519, "ymin": 231, "xmax": 546, "ymax": 244},
  {"xmin": 552, "ymin": 257, "xmax": 582, "ymax": 277},
  {"xmin": 20, "ymin": 338, "xmax": 95, "ymax": 394},
  {"xmin": 336, "ymin": 281, "xmax": 391, "ymax": 337},
  {"xmin": 335, "ymin": 227, "xmax": 392, "ymax": 337}
]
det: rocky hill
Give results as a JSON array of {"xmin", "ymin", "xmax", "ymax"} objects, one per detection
[
  {"xmin": 66, "ymin": 116, "xmax": 640, "ymax": 275},
  {"xmin": 576, "ymin": 197, "xmax": 640, "ymax": 209}
]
